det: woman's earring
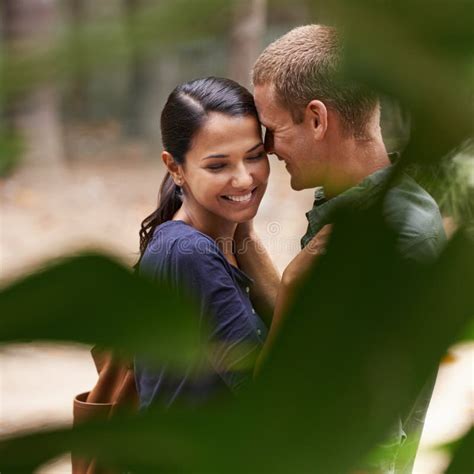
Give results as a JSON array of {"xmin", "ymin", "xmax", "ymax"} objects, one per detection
[{"xmin": 175, "ymin": 178, "xmax": 183, "ymax": 196}]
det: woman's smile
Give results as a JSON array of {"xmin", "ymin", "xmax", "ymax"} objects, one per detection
[{"xmin": 221, "ymin": 187, "xmax": 258, "ymax": 203}]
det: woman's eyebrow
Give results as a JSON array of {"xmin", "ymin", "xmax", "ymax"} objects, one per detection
[
  {"xmin": 203, "ymin": 143, "xmax": 263, "ymax": 160},
  {"xmin": 246, "ymin": 142, "xmax": 264, "ymax": 153},
  {"xmin": 203, "ymin": 153, "xmax": 229, "ymax": 159}
]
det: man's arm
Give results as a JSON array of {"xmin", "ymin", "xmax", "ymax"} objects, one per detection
[
  {"xmin": 255, "ymin": 225, "xmax": 332, "ymax": 373},
  {"xmin": 234, "ymin": 221, "xmax": 280, "ymax": 326}
]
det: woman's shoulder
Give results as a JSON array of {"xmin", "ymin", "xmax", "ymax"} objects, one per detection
[
  {"xmin": 141, "ymin": 221, "xmax": 229, "ymax": 280},
  {"xmin": 148, "ymin": 220, "xmax": 225, "ymax": 265}
]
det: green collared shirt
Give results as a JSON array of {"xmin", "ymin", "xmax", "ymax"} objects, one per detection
[
  {"xmin": 301, "ymin": 166, "xmax": 446, "ymax": 263},
  {"xmin": 300, "ymin": 165, "xmax": 446, "ymax": 473}
]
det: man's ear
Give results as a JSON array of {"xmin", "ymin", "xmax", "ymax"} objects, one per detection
[
  {"xmin": 162, "ymin": 151, "xmax": 184, "ymax": 186},
  {"xmin": 305, "ymin": 100, "xmax": 328, "ymax": 140}
]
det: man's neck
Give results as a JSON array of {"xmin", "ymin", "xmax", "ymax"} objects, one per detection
[{"xmin": 324, "ymin": 132, "xmax": 390, "ymax": 199}]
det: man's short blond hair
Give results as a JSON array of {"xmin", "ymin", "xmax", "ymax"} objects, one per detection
[{"xmin": 252, "ymin": 24, "xmax": 377, "ymax": 137}]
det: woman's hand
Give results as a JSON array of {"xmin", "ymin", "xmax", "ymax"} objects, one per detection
[
  {"xmin": 281, "ymin": 224, "xmax": 332, "ymax": 289},
  {"xmin": 234, "ymin": 219, "xmax": 280, "ymax": 325},
  {"xmin": 234, "ymin": 219, "xmax": 256, "ymax": 244}
]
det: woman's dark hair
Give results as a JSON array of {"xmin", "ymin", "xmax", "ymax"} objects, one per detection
[{"xmin": 137, "ymin": 77, "xmax": 259, "ymax": 266}]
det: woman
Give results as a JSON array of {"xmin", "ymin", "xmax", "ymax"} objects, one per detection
[{"xmin": 135, "ymin": 77, "xmax": 280, "ymax": 408}]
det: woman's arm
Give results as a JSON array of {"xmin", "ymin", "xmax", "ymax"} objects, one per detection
[
  {"xmin": 167, "ymin": 234, "xmax": 266, "ymax": 393},
  {"xmin": 234, "ymin": 221, "xmax": 280, "ymax": 326},
  {"xmin": 255, "ymin": 225, "xmax": 332, "ymax": 374}
]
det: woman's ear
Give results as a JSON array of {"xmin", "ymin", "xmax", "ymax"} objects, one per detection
[
  {"xmin": 162, "ymin": 151, "xmax": 184, "ymax": 186},
  {"xmin": 305, "ymin": 100, "xmax": 328, "ymax": 140}
]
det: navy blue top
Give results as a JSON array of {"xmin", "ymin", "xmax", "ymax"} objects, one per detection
[{"xmin": 135, "ymin": 220, "xmax": 268, "ymax": 408}]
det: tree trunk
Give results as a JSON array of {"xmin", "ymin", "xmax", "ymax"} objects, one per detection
[
  {"xmin": 1, "ymin": 0, "xmax": 65, "ymax": 169},
  {"xmin": 123, "ymin": 0, "xmax": 158, "ymax": 139},
  {"xmin": 228, "ymin": 0, "xmax": 267, "ymax": 89},
  {"xmin": 64, "ymin": 0, "xmax": 88, "ymax": 122}
]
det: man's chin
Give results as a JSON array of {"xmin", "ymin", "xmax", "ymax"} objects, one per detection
[
  {"xmin": 290, "ymin": 175, "xmax": 305, "ymax": 191},
  {"xmin": 290, "ymin": 171, "xmax": 320, "ymax": 191}
]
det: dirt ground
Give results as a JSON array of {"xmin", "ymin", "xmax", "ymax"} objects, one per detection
[{"xmin": 0, "ymin": 157, "xmax": 472, "ymax": 473}]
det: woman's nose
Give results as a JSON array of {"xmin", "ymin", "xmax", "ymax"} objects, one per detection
[{"xmin": 231, "ymin": 165, "xmax": 253, "ymax": 189}]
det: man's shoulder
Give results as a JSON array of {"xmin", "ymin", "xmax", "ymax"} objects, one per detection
[
  {"xmin": 384, "ymin": 173, "xmax": 442, "ymax": 231},
  {"xmin": 383, "ymin": 174, "xmax": 447, "ymax": 261}
]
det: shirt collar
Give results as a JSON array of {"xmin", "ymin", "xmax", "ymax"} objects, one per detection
[{"xmin": 305, "ymin": 165, "xmax": 394, "ymax": 238}]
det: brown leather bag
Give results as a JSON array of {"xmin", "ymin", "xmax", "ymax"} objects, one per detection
[{"xmin": 72, "ymin": 346, "xmax": 139, "ymax": 474}]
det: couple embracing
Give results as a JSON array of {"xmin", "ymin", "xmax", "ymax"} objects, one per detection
[{"xmin": 135, "ymin": 25, "xmax": 446, "ymax": 473}]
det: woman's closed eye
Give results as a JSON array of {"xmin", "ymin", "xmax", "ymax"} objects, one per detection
[
  {"xmin": 206, "ymin": 163, "xmax": 226, "ymax": 171},
  {"xmin": 247, "ymin": 152, "xmax": 266, "ymax": 161},
  {"xmin": 206, "ymin": 152, "xmax": 265, "ymax": 172}
]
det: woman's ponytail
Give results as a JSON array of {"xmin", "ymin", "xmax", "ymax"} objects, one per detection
[{"xmin": 136, "ymin": 172, "xmax": 182, "ymax": 267}]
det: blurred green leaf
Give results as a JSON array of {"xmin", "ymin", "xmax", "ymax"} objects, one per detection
[
  {"xmin": 1, "ymin": 210, "xmax": 473, "ymax": 473},
  {"xmin": 409, "ymin": 139, "xmax": 474, "ymax": 231},
  {"xmin": 317, "ymin": 0, "xmax": 473, "ymax": 168},
  {"xmin": 460, "ymin": 319, "xmax": 474, "ymax": 342},
  {"xmin": 445, "ymin": 427, "xmax": 474, "ymax": 474},
  {"xmin": 253, "ymin": 208, "xmax": 474, "ymax": 473},
  {"xmin": 0, "ymin": 253, "xmax": 202, "ymax": 368},
  {"xmin": 0, "ymin": 128, "xmax": 23, "ymax": 176}
]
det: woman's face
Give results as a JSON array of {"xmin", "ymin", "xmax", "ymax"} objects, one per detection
[{"xmin": 179, "ymin": 112, "xmax": 269, "ymax": 225}]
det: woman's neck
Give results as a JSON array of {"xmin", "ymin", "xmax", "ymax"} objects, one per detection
[{"xmin": 173, "ymin": 202, "xmax": 238, "ymax": 264}]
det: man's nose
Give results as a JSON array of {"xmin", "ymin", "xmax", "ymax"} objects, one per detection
[
  {"xmin": 231, "ymin": 164, "xmax": 253, "ymax": 189},
  {"xmin": 264, "ymin": 129, "xmax": 274, "ymax": 154}
]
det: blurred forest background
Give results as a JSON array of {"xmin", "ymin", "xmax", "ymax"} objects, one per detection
[
  {"xmin": 0, "ymin": 0, "xmax": 337, "ymax": 279},
  {"xmin": 0, "ymin": 1, "xmax": 472, "ymax": 473}
]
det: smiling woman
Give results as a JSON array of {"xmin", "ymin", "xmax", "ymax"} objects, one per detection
[
  {"xmin": 169, "ymin": 113, "xmax": 269, "ymax": 230},
  {"xmin": 134, "ymin": 77, "xmax": 277, "ymax": 408}
]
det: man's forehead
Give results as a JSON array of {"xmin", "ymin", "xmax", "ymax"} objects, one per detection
[
  {"xmin": 254, "ymin": 83, "xmax": 282, "ymax": 125},
  {"xmin": 254, "ymin": 83, "xmax": 293, "ymax": 130},
  {"xmin": 254, "ymin": 83, "xmax": 276, "ymax": 107}
]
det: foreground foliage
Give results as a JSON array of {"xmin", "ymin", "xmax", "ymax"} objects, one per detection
[{"xmin": 0, "ymin": 0, "xmax": 473, "ymax": 472}]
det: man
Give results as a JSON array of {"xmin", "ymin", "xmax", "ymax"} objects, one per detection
[{"xmin": 244, "ymin": 24, "xmax": 446, "ymax": 473}]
